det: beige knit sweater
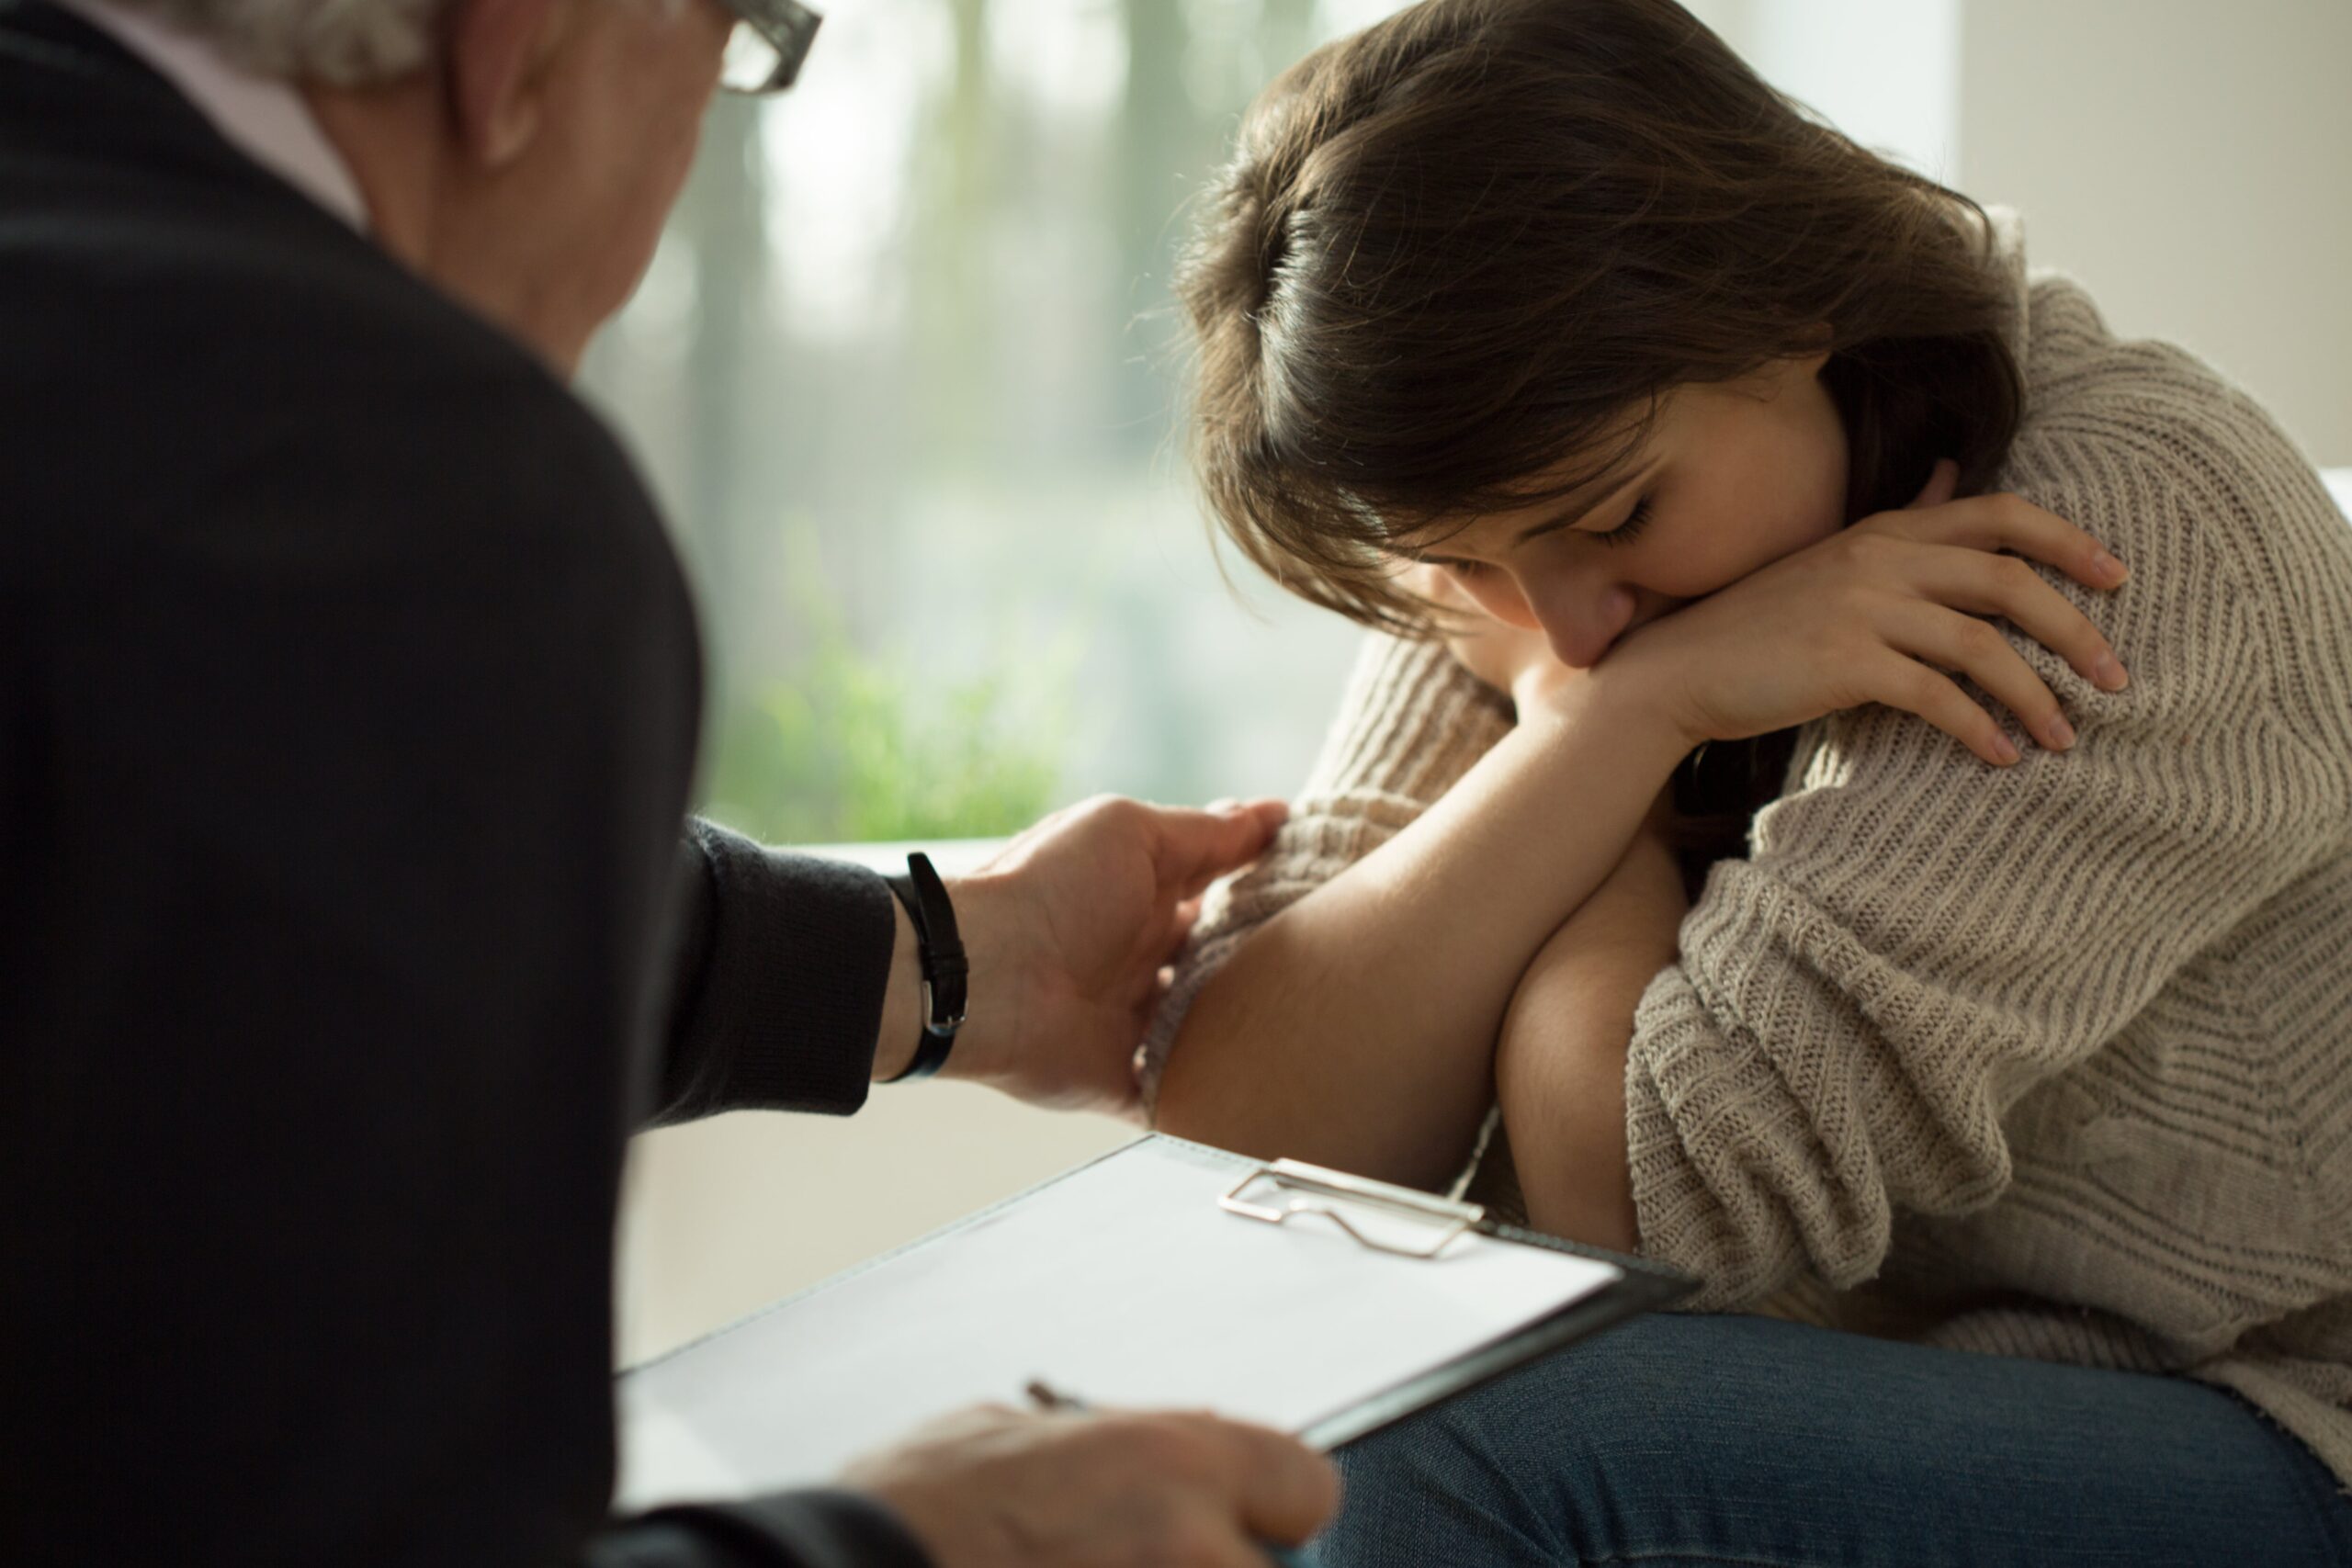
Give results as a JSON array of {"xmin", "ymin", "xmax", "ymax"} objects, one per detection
[{"xmin": 1148, "ymin": 209, "xmax": 2352, "ymax": 1495}]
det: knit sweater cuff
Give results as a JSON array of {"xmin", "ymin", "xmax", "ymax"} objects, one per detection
[
  {"xmin": 1621, "ymin": 863, "xmax": 1871, "ymax": 1315},
  {"xmin": 1295, "ymin": 634, "xmax": 1515, "ymax": 801},
  {"xmin": 1622, "ymin": 998, "xmax": 1748, "ymax": 1314}
]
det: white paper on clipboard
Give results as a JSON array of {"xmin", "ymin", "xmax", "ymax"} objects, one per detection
[{"xmin": 616, "ymin": 1134, "xmax": 1625, "ymax": 1512}]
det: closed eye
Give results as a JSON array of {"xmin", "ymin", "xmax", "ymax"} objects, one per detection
[{"xmin": 1595, "ymin": 497, "xmax": 1653, "ymax": 547}]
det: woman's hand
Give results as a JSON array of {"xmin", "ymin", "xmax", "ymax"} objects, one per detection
[{"xmin": 1593, "ymin": 459, "xmax": 2134, "ymax": 767}]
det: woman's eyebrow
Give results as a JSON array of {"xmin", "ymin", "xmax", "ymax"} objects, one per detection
[{"xmin": 1512, "ymin": 459, "xmax": 1661, "ymax": 544}]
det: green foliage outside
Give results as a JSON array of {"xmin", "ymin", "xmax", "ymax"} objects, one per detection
[{"xmin": 697, "ymin": 547, "xmax": 1076, "ymax": 845}]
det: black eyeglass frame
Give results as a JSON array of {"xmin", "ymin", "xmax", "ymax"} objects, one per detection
[{"xmin": 716, "ymin": 0, "xmax": 821, "ymax": 96}]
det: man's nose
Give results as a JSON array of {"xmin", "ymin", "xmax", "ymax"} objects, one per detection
[{"xmin": 1528, "ymin": 575, "xmax": 1636, "ymax": 670}]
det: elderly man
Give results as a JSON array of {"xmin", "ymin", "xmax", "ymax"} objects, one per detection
[{"xmin": 0, "ymin": 0, "xmax": 1337, "ymax": 1563}]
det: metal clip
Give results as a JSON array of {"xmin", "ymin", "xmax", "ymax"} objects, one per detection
[{"xmin": 1219, "ymin": 1158, "xmax": 1485, "ymax": 1260}]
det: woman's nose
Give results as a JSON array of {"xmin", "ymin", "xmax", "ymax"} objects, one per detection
[{"xmin": 1526, "ymin": 575, "xmax": 1636, "ymax": 669}]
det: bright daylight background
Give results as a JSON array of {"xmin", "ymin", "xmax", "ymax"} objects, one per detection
[{"xmin": 602, "ymin": 0, "xmax": 2352, "ymax": 1366}]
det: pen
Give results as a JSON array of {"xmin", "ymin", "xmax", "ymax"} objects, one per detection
[{"xmin": 1023, "ymin": 1381, "xmax": 1324, "ymax": 1568}]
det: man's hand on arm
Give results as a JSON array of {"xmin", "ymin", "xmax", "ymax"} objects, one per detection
[{"xmin": 874, "ymin": 796, "xmax": 1289, "ymax": 1116}]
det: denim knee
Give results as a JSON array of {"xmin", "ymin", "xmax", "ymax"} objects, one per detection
[
  {"xmin": 1323, "ymin": 1316, "xmax": 1710, "ymax": 1567},
  {"xmin": 1318, "ymin": 1311, "xmax": 2352, "ymax": 1568}
]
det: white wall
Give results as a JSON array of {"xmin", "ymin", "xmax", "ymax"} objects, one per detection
[
  {"xmin": 1691, "ymin": 0, "xmax": 1962, "ymax": 178},
  {"xmin": 1697, "ymin": 0, "xmax": 2352, "ymax": 466},
  {"xmin": 620, "ymin": 1084, "xmax": 1130, "ymax": 1362},
  {"xmin": 1956, "ymin": 0, "xmax": 2352, "ymax": 466}
]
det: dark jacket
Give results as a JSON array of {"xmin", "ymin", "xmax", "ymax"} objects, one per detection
[{"xmin": 0, "ymin": 4, "xmax": 925, "ymax": 1562}]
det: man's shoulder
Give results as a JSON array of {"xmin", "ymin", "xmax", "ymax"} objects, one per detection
[
  {"xmin": 0, "ymin": 25, "xmax": 684, "ymax": 658},
  {"xmin": 0, "ymin": 4, "xmax": 635, "ymax": 513},
  {"xmin": 2, "ymin": 175, "xmax": 655, "ymax": 567},
  {"xmin": 9, "ymin": 170, "xmax": 592, "ymax": 434}
]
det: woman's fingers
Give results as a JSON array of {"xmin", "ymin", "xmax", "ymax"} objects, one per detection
[
  {"xmin": 1854, "ymin": 488, "xmax": 2133, "ymax": 742},
  {"xmin": 1618, "ymin": 480, "xmax": 2131, "ymax": 758},
  {"xmin": 1910, "ymin": 543, "xmax": 2132, "ymax": 692},
  {"xmin": 1896, "ymin": 491, "xmax": 2131, "ymax": 593},
  {"xmin": 1882, "ymin": 603, "xmax": 2075, "ymax": 757},
  {"xmin": 1866, "ymin": 649, "xmax": 2025, "ymax": 767}
]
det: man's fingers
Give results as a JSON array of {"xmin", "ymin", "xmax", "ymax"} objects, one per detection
[
  {"xmin": 1160, "ymin": 895, "xmax": 1204, "ymax": 964},
  {"xmin": 1154, "ymin": 798, "xmax": 1288, "ymax": 897},
  {"xmin": 1195, "ymin": 1416, "xmax": 1341, "ymax": 1547},
  {"xmin": 1100, "ymin": 1073, "xmax": 1147, "ymax": 1126},
  {"xmin": 1179, "ymin": 1523, "xmax": 1291, "ymax": 1568},
  {"xmin": 1118, "ymin": 1411, "xmax": 1338, "ymax": 1551},
  {"xmin": 1129, "ymin": 942, "xmax": 1180, "ymax": 1015}
]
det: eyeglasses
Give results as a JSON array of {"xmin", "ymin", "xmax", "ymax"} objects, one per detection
[{"xmin": 716, "ymin": 0, "xmax": 822, "ymax": 96}]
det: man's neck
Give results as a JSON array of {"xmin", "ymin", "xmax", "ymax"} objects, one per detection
[
  {"xmin": 304, "ymin": 80, "xmax": 584, "ymax": 377},
  {"xmin": 55, "ymin": 0, "xmax": 591, "ymax": 375},
  {"xmin": 300, "ymin": 80, "xmax": 439, "ymax": 281}
]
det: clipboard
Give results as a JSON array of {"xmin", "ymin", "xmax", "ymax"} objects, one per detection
[{"xmin": 616, "ymin": 1134, "xmax": 1694, "ymax": 1512}]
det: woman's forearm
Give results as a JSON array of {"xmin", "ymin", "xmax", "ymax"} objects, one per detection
[
  {"xmin": 1152, "ymin": 673, "xmax": 1690, "ymax": 1190},
  {"xmin": 1495, "ymin": 828, "xmax": 1688, "ymax": 1251}
]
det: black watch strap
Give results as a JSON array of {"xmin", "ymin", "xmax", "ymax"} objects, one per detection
[{"xmin": 880, "ymin": 852, "xmax": 966, "ymax": 1083}]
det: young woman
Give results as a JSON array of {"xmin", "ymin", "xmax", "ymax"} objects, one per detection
[{"xmin": 1144, "ymin": 1, "xmax": 2352, "ymax": 1562}]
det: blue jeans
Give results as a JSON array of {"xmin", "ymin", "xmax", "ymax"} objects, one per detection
[{"xmin": 1325, "ymin": 1312, "xmax": 2352, "ymax": 1567}]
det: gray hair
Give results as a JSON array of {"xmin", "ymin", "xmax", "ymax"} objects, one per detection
[{"xmin": 122, "ymin": 0, "xmax": 448, "ymax": 85}]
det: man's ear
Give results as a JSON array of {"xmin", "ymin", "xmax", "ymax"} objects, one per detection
[{"xmin": 446, "ymin": 0, "xmax": 571, "ymax": 167}]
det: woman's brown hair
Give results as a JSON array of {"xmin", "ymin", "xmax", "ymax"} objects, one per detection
[{"xmin": 1175, "ymin": 0, "xmax": 2026, "ymax": 886}]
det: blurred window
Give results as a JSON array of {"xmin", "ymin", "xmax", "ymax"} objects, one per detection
[
  {"xmin": 577, "ymin": 0, "xmax": 1953, "ymax": 845},
  {"xmin": 579, "ymin": 0, "xmax": 1411, "ymax": 844}
]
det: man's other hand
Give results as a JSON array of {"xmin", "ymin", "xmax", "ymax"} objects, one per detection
[
  {"xmin": 943, "ymin": 795, "xmax": 1286, "ymax": 1118},
  {"xmin": 842, "ymin": 1403, "xmax": 1338, "ymax": 1568}
]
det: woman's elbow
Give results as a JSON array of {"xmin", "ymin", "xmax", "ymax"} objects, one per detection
[
  {"xmin": 1493, "ymin": 978, "xmax": 1649, "ymax": 1250},
  {"xmin": 1147, "ymin": 993, "xmax": 1259, "ymax": 1151}
]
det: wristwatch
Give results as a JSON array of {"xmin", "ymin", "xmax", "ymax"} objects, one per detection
[{"xmin": 880, "ymin": 852, "xmax": 966, "ymax": 1082}]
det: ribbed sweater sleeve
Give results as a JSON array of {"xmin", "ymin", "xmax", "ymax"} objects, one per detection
[{"xmin": 1624, "ymin": 431, "xmax": 2349, "ymax": 1312}]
